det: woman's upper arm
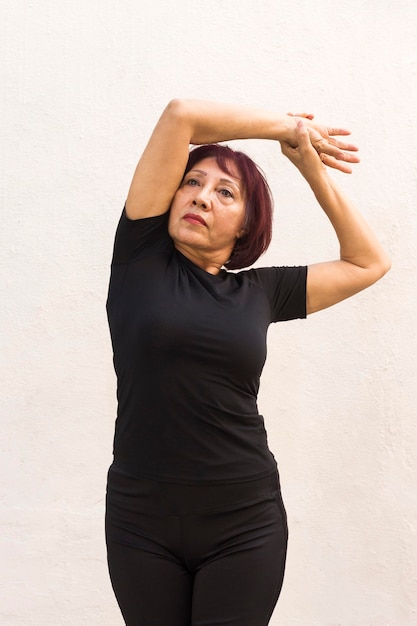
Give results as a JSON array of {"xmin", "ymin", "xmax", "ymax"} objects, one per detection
[
  {"xmin": 125, "ymin": 100, "xmax": 192, "ymax": 220},
  {"xmin": 306, "ymin": 259, "xmax": 388, "ymax": 315}
]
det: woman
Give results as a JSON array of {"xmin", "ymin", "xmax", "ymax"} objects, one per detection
[{"xmin": 105, "ymin": 99, "xmax": 390, "ymax": 625}]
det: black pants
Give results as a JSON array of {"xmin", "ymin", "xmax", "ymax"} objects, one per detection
[{"xmin": 105, "ymin": 463, "xmax": 288, "ymax": 626}]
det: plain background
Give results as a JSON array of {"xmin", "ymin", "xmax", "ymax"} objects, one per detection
[{"xmin": 1, "ymin": 1, "xmax": 416, "ymax": 624}]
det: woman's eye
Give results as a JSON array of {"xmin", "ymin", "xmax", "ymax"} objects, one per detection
[
  {"xmin": 186, "ymin": 178, "xmax": 199, "ymax": 186},
  {"xmin": 220, "ymin": 188, "xmax": 233, "ymax": 198}
]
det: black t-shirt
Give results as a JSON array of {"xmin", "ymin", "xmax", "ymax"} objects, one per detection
[{"xmin": 106, "ymin": 210, "xmax": 307, "ymax": 484}]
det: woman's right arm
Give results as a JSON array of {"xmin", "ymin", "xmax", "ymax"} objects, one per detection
[{"xmin": 125, "ymin": 99, "xmax": 359, "ymax": 220}]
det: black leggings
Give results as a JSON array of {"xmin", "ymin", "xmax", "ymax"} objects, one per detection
[{"xmin": 105, "ymin": 464, "xmax": 288, "ymax": 626}]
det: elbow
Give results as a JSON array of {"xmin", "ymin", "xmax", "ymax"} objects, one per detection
[
  {"xmin": 163, "ymin": 98, "xmax": 190, "ymax": 123},
  {"xmin": 378, "ymin": 251, "xmax": 392, "ymax": 278},
  {"xmin": 161, "ymin": 99, "xmax": 195, "ymax": 137},
  {"xmin": 165, "ymin": 98, "xmax": 184, "ymax": 112},
  {"xmin": 371, "ymin": 251, "xmax": 392, "ymax": 284}
]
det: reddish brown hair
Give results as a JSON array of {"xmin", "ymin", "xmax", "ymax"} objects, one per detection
[{"xmin": 183, "ymin": 144, "xmax": 273, "ymax": 270}]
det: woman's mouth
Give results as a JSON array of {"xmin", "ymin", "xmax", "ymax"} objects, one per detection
[{"xmin": 183, "ymin": 213, "xmax": 207, "ymax": 226}]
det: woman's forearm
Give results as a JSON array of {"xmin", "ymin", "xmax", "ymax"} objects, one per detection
[
  {"xmin": 281, "ymin": 120, "xmax": 390, "ymax": 314},
  {"xmin": 309, "ymin": 172, "xmax": 391, "ymax": 277},
  {"xmin": 305, "ymin": 172, "xmax": 391, "ymax": 313},
  {"xmin": 171, "ymin": 99, "xmax": 358, "ymax": 172},
  {"xmin": 173, "ymin": 98, "xmax": 296, "ymax": 145}
]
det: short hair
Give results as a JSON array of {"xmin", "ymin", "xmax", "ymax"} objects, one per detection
[{"xmin": 183, "ymin": 144, "xmax": 273, "ymax": 270}]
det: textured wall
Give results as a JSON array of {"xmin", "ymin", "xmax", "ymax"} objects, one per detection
[{"xmin": 1, "ymin": 0, "xmax": 416, "ymax": 624}]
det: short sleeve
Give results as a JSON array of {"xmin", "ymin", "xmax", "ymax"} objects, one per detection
[
  {"xmin": 243, "ymin": 266, "xmax": 307, "ymax": 322},
  {"xmin": 110, "ymin": 208, "xmax": 173, "ymax": 266}
]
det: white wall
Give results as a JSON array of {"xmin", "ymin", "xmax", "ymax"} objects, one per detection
[{"xmin": 1, "ymin": 0, "xmax": 416, "ymax": 624}]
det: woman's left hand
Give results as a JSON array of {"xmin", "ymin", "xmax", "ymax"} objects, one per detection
[
  {"xmin": 282, "ymin": 118, "xmax": 359, "ymax": 175},
  {"xmin": 282, "ymin": 119, "xmax": 391, "ymax": 315},
  {"xmin": 286, "ymin": 112, "xmax": 360, "ymax": 174}
]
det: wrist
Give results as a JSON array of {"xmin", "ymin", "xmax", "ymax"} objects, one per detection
[
  {"xmin": 277, "ymin": 115, "xmax": 298, "ymax": 145},
  {"xmin": 304, "ymin": 166, "xmax": 332, "ymax": 192}
]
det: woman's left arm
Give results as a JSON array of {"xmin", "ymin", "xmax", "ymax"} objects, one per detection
[{"xmin": 281, "ymin": 121, "xmax": 391, "ymax": 315}]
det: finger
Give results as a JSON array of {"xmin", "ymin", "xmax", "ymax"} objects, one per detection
[
  {"xmin": 323, "ymin": 145, "xmax": 360, "ymax": 163},
  {"xmin": 336, "ymin": 140, "xmax": 359, "ymax": 152},
  {"xmin": 338, "ymin": 151, "xmax": 360, "ymax": 164},
  {"xmin": 327, "ymin": 128, "xmax": 361, "ymax": 152},
  {"xmin": 280, "ymin": 140, "xmax": 296, "ymax": 158},
  {"xmin": 328, "ymin": 136, "xmax": 359, "ymax": 152},
  {"xmin": 314, "ymin": 138, "xmax": 360, "ymax": 163},
  {"xmin": 287, "ymin": 112, "xmax": 315, "ymax": 120},
  {"xmin": 320, "ymin": 153, "xmax": 353, "ymax": 174},
  {"xmin": 327, "ymin": 127, "xmax": 352, "ymax": 136},
  {"xmin": 296, "ymin": 120, "xmax": 313, "ymax": 147}
]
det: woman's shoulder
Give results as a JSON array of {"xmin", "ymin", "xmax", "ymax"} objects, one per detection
[
  {"xmin": 237, "ymin": 265, "xmax": 307, "ymax": 321},
  {"xmin": 110, "ymin": 207, "xmax": 172, "ymax": 266}
]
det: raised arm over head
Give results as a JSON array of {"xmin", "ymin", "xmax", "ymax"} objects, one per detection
[{"xmin": 125, "ymin": 99, "xmax": 360, "ymax": 220}]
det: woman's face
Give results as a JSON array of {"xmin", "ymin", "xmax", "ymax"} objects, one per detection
[{"xmin": 168, "ymin": 157, "xmax": 246, "ymax": 272}]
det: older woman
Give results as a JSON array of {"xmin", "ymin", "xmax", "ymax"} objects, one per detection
[{"xmin": 105, "ymin": 99, "xmax": 390, "ymax": 626}]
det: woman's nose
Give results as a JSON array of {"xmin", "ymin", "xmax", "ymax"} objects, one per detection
[{"xmin": 192, "ymin": 189, "xmax": 211, "ymax": 210}]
